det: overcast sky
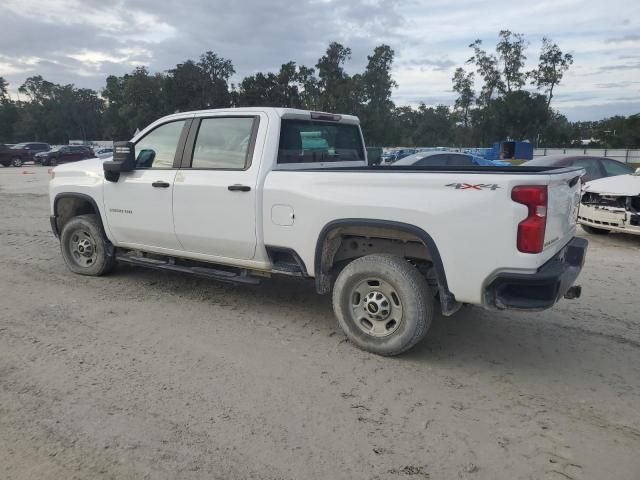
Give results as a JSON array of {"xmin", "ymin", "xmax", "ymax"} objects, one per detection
[{"xmin": 1, "ymin": 0, "xmax": 639, "ymax": 121}]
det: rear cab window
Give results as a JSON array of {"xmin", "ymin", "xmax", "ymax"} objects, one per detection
[{"xmin": 277, "ymin": 118, "xmax": 365, "ymax": 166}]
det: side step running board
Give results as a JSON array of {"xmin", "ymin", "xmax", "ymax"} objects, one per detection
[{"xmin": 116, "ymin": 253, "xmax": 261, "ymax": 285}]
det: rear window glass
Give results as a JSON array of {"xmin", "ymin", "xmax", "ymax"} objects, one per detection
[{"xmin": 277, "ymin": 120, "xmax": 364, "ymax": 164}]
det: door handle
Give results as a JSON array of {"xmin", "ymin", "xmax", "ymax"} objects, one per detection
[
  {"xmin": 152, "ymin": 181, "xmax": 171, "ymax": 188},
  {"xmin": 228, "ymin": 184, "xmax": 251, "ymax": 192}
]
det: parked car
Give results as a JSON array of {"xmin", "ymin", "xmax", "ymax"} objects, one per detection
[
  {"xmin": 578, "ymin": 169, "xmax": 640, "ymax": 236},
  {"xmin": 523, "ymin": 155, "xmax": 633, "ymax": 182},
  {"xmin": 94, "ymin": 147, "xmax": 114, "ymax": 159},
  {"xmin": 49, "ymin": 107, "xmax": 587, "ymax": 356},
  {"xmin": 0, "ymin": 144, "xmax": 11, "ymax": 167},
  {"xmin": 393, "ymin": 151, "xmax": 511, "ymax": 167},
  {"xmin": 383, "ymin": 148, "xmax": 419, "ymax": 164},
  {"xmin": 36, "ymin": 145, "xmax": 96, "ymax": 166},
  {"xmin": 0, "ymin": 142, "xmax": 50, "ymax": 167}
]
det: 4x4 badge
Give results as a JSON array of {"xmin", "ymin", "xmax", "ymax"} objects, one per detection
[{"xmin": 446, "ymin": 183, "xmax": 501, "ymax": 191}]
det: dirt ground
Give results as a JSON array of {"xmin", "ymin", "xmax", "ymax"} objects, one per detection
[{"xmin": 1, "ymin": 166, "xmax": 639, "ymax": 480}]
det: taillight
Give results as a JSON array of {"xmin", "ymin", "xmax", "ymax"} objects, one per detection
[{"xmin": 511, "ymin": 185, "xmax": 548, "ymax": 254}]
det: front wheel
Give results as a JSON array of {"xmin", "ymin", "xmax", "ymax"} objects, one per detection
[
  {"xmin": 11, "ymin": 157, "xmax": 23, "ymax": 167},
  {"xmin": 332, "ymin": 254, "xmax": 434, "ymax": 356},
  {"xmin": 60, "ymin": 214, "xmax": 115, "ymax": 276},
  {"xmin": 581, "ymin": 224, "xmax": 610, "ymax": 235}
]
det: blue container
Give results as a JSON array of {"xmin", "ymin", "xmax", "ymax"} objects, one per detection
[{"xmin": 486, "ymin": 141, "xmax": 533, "ymax": 161}]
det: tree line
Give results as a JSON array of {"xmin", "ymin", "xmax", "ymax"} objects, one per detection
[{"xmin": 0, "ymin": 32, "xmax": 638, "ymax": 148}]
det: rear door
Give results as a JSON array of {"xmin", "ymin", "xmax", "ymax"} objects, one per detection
[
  {"xmin": 172, "ymin": 114, "xmax": 262, "ymax": 260},
  {"xmin": 58, "ymin": 147, "xmax": 73, "ymax": 163},
  {"xmin": 69, "ymin": 147, "xmax": 83, "ymax": 161}
]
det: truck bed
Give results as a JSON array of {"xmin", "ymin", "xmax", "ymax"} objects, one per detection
[{"xmin": 289, "ymin": 165, "xmax": 582, "ymax": 174}]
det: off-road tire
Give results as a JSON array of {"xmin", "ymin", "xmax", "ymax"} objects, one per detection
[
  {"xmin": 332, "ymin": 254, "xmax": 433, "ymax": 356},
  {"xmin": 60, "ymin": 214, "xmax": 115, "ymax": 276},
  {"xmin": 581, "ymin": 224, "xmax": 610, "ymax": 235}
]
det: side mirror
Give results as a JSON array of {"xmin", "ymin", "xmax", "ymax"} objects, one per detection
[
  {"xmin": 103, "ymin": 141, "xmax": 135, "ymax": 182},
  {"xmin": 136, "ymin": 149, "xmax": 156, "ymax": 168}
]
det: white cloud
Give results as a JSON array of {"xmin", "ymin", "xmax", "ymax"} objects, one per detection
[{"xmin": 0, "ymin": 0, "xmax": 638, "ymax": 120}]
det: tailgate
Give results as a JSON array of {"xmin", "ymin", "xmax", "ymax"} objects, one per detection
[{"xmin": 545, "ymin": 168, "xmax": 583, "ymax": 253}]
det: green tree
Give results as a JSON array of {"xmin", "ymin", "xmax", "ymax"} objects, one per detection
[
  {"xmin": 164, "ymin": 60, "xmax": 208, "ymax": 112},
  {"xmin": 529, "ymin": 37, "xmax": 573, "ymax": 109},
  {"xmin": 296, "ymin": 65, "xmax": 320, "ymax": 110},
  {"xmin": 0, "ymin": 77, "xmax": 8, "ymax": 101},
  {"xmin": 467, "ymin": 40, "xmax": 503, "ymax": 106},
  {"xmin": 496, "ymin": 30, "xmax": 528, "ymax": 93},
  {"xmin": 0, "ymin": 77, "xmax": 18, "ymax": 142},
  {"xmin": 197, "ymin": 51, "xmax": 235, "ymax": 108},
  {"xmin": 236, "ymin": 62, "xmax": 313, "ymax": 108},
  {"xmin": 316, "ymin": 42, "xmax": 353, "ymax": 113},
  {"xmin": 452, "ymin": 68, "xmax": 475, "ymax": 128},
  {"xmin": 117, "ymin": 67, "xmax": 165, "ymax": 135},
  {"xmin": 102, "ymin": 75, "xmax": 130, "ymax": 139},
  {"xmin": 359, "ymin": 45, "xmax": 397, "ymax": 145}
]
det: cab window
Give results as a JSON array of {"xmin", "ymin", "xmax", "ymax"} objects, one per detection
[
  {"xmin": 278, "ymin": 120, "xmax": 364, "ymax": 164},
  {"xmin": 135, "ymin": 121, "xmax": 186, "ymax": 169},
  {"xmin": 190, "ymin": 117, "xmax": 256, "ymax": 169}
]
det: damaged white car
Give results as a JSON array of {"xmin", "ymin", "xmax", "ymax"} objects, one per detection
[{"xmin": 579, "ymin": 169, "xmax": 640, "ymax": 235}]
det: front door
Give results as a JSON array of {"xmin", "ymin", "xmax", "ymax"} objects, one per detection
[
  {"xmin": 173, "ymin": 115, "xmax": 260, "ymax": 260},
  {"xmin": 103, "ymin": 119, "xmax": 188, "ymax": 251}
]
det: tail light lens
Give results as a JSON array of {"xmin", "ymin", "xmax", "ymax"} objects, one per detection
[{"xmin": 512, "ymin": 185, "xmax": 548, "ymax": 253}]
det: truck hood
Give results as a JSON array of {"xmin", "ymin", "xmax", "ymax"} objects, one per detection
[
  {"xmin": 53, "ymin": 157, "xmax": 107, "ymax": 174},
  {"xmin": 583, "ymin": 174, "xmax": 640, "ymax": 196}
]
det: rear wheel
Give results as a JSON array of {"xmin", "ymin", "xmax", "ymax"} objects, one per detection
[
  {"xmin": 332, "ymin": 254, "xmax": 433, "ymax": 356},
  {"xmin": 581, "ymin": 224, "xmax": 610, "ymax": 235},
  {"xmin": 60, "ymin": 214, "xmax": 115, "ymax": 276},
  {"xmin": 11, "ymin": 157, "xmax": 23, "ymax": 167}
]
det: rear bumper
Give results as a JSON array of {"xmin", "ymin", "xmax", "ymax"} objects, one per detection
[{"xmin": 484, "ymin": 237, "xmax": 588, "ymax": 311}]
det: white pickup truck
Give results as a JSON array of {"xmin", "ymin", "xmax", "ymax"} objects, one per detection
[{"xmin": 49, "ymin": 108, "xmax": 587, "ymax": 355}]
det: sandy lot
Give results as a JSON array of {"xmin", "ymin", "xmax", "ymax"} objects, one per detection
[{"xmin": 1, "ymin": 166, "xmax": 639, "ymax": 480}]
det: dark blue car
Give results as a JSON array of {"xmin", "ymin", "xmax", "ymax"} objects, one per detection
[{"xmin": 393, "ymin": 151, "xmax": 511, "ymax": 167}]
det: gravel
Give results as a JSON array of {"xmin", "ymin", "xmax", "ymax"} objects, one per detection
[{"xmin": 1, "ymin": 166, "xmax": 639, "ymax": 479}]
